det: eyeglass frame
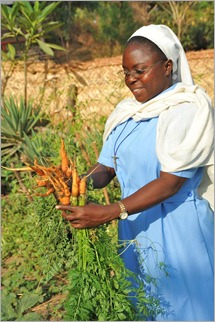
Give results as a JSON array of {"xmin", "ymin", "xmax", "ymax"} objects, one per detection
[{"xmin": 118, "ymin": 59, "xmax": 167, "ymax": 78}]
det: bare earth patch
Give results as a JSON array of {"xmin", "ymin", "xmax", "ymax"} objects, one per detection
[{"xmin": 2, "ymin": 49, "xmax": 214, "ymax": 121}]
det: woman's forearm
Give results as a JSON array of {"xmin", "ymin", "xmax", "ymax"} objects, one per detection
[
  {"xmin": 85, "ymin": 163, "xmax": 115, "ymax": 189},
  {"xmin": 56, "ymin": 172, "xmax": 187, "ymax": 228},
  {"xmin": 118, "ymin": 171, "xmax": 187, "ymax": 215}
]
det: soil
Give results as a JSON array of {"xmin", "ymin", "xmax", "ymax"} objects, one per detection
[{"xmin": 2, "ymin": 49, "xmax": 214, "ymax": 122}]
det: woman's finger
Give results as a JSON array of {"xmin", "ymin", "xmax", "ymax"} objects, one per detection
[
  {"xmin": 70, "ymin": 221, "xmax": 84, "ymax": 229},
  {"xmin": 56, "ymin": 204, "xmax": 73, "ymax": 211},
  {"xmin": 62, "ymin": 211, "xmax": 76, "ymax": 220}
]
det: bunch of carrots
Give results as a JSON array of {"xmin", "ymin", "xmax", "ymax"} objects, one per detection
[{"xmin": 30, "ymin": 139, "xmax": 88, "ymax": 206}]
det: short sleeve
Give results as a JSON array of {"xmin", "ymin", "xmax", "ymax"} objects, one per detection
[
  {"xmin": 169, "ymin": 167, "xmax": 199, "ymax": 178},
  {"xmin": 98, "ymin": 133, "xmax": 115, "ymax": 168}
]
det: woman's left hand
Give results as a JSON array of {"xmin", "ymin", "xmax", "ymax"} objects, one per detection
[{"xmin": 56, "ymin": 203, "xmax": 118, "ymax": 229}]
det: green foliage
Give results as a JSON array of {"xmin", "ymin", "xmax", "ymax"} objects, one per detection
[
  {"xmin": 26, "ymin": 197, "xmax": 75, "ymax": 280},
  {"xmin": 65, "ymin": 226, "xmax": 134, "ymax": 321},
  {"xmin": 183, "ymin": 1, "xmax": 214, "ymax": 50},
  {"xmin": 149, "ymin": 1, "xmax": 214, "ymax": 51},
  {"xmin": 52, "ymin": 1, "xmax": 214, "ymax": 57},
  {"xmin": 96, "ymin": 2, "xmax": 139, "ymax": 45},
  {"xmin": 1, "ymin": 290, "xmax": 42, "ymax": 321},
  {"xmin": 1, "ymin": 1, "xmax": 20, "ymax": 36},
  {"xmin": 1, "ymin": 183, "xmax": 30, "ymax": 258},
  {"xmin": 64, "ymin": 225, "xmax": 163, "ymax": 321},
  {"xmin": 2, "ymin": 1, "xmax": 213, "ymax": 65},
  {"xmin": 22, "ymin": 132, "xmax": 52, "ymax": 165},
  {"xmin": 1, "ymin": 43, "xmax": 16, "ymax": 61},
  {"xmin": 1, "ymin": 115, "xmax": 113, "ymax": 319},
  {"xmin": 1, "ymin": 96, "xmax": 47, "ymax": 164},
  {"xmin": 1, "ymin": 1, "xmax": 65, "ymax": 57},
  {"xmin": 1, "ymin": 186, "xmax": 45, "ymax": 321},
  {"xmin": 1, "ymin": 182, "xmax": 73, "ymax": 320},
  {"xmin": 1, "ymin": 0, "xmax": 67, "ymax": 104},
  {"xmin": 71, "ymin": 1, "xmax": 140, "ymax": 56},
  {"xmin": 1, "ymin": 110, "xmax": 163, "ymax": 320}
]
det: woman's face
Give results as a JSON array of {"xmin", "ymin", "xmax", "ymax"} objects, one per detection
[{"xmin": 122, "ymin": 42, "xmax": 173, "ymax": 103}]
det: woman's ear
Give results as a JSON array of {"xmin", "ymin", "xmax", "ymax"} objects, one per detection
[{"xmin": 165, "ymin": 59, "xmax": 173, "ymax": 76}]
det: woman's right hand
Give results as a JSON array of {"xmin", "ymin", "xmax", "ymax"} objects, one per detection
[{"xmin": 56, "ymin": 202, "xmax": 119, "ymax": 229}]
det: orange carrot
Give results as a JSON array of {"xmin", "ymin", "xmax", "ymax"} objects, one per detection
[
  {"xmin": 35, "ymin": 187, "xmax": 55, "ymax": 197},
  {"xmin": 60, "ymin": 139, "xmax": 69, "ymax": 174},
  {"xmin": 29, "ymin": 141, "xmax": 93, "ymax": 207},
  {"xmin": 66, "ymin": 167, "xmax": 72, "ymax": 178},
  {"xmin": 71, "ymin": 167, "xmax": 80, "ymax": 197},
  {"xmin": 30, "ymin": 164, "xmax": 45, "ymax": 176},
  {"xmin": 58, "ymin": 196, "xmax": 70, "ymax": 206},
  {"xmin": 35, "ymin": 178, "xmax": 49, "ymax": 187},
  {"xmin": 58, "ymin": 176, "xmax": 71, "ymax": 197},
  {"xmin": 79, "ymin": 176, "xmax": 87, "ymax": 195}
]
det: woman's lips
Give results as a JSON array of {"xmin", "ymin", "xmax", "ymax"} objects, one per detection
[{"xmin": 132, "ymin": 87, "xmax": 144, "ymax": 94}]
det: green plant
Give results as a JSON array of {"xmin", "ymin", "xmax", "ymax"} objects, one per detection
[
  {"xmin": 149, "ymin": 1, "xmax": 213, "ymax": 51},
  {"xmin": 64, "ymin": 224, "xmax": 166, "ymax": 321},
  {"xmin": 1, "ymin": 113, "xmax": 166, "ymax": 320},
  {"xmin": 64, "ymin": 226, "xmax": 134, "ymax": 321},
  {"xmin": 22, "ymin": 131, "xmax": 55, "ymax": 165},
  {"xmin": 1, "ymin": 43, "xmax": 17, "ymax": 97},
  {"xmin": 1, "ymin": 290, "xmax": 42, "ymax": 321},
  {"xmin": 1, "ymin": 0, "xmax": 66, "ymax": 104},
  {"xmin": 1, "ymin": 182, "xmax": 73, "ymax": 320},
  {"xmin": 1, "ymin": 95, "xmax": 46, "ymax": 164},
  {"xmin": 95, "ymin": 2, "xmax": 139, "ymax": 56},
  {"xmin": 1, "ymin": 95, "xmax": 51, "ymax": 198}
]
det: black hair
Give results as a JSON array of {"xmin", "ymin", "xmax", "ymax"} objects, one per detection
[{"xmin": 126, "ymin": 36, "xmax": 167, "ymax": 61}]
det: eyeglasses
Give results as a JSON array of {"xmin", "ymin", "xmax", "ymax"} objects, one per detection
[{"xmin": 118, "ymin": 59, "xmax": 166, "ymax": 78}]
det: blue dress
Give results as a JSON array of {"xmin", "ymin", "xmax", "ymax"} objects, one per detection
[{"xmin": 98, "ymin": 116, "xmax": 214, "ymax": 320}]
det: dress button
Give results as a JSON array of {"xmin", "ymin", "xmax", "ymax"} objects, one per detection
[{"xmin": 187, "ymin": 191, "xmax": 192, "ymax": 197}]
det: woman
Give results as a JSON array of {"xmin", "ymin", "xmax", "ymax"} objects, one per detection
[{"xmin": 56, "ymin": 25, "xmax": 214, "ymax": 320}]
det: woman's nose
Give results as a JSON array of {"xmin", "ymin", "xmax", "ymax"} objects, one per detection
[{"xmin": 126, "ymin": 74, "xmax": 139, "ymax": 84}]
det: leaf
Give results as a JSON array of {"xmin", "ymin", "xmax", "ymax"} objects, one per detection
[
  {"xmin": 36, "ymin": 39, "xmax": 54, "ymax": 56},
  {"xmin": 1, "ymin": 302, "xmax": 16, "ymax": 320},
  {"xmin": 17, "ymin": 293, "xmax": 42, "ymax": 315},
  {"xmin": 44, "ymin": 42, "xmax": 67, "ymax": 52},
  {"xmin": 1, "ymin": 50, "xmax": 9, "ymax": 61},
  {"xmin": 1, "ymin": 4, "xmax": 10, "ymax": 21},
  {"xmin": 7, "ymin": 43, "xmax": 16, "ymax": 59},
  {"xmin": 19, "ymin": 312, "xmax": 42, "ymax": 321},
  {"xmin": 1, "ymin": 145, "xmax": 21, "ymax": 162},
  {"xmin": 42, "ymin": 21, "xmax": 64, "ymax": 34},
  {"xmin": 10, "ymin": 1, "xmax": 20, "ymax": 18},
  {"xmin": 1, "ymin": 293, "xmax": 16, "ymax": 320},
  {"xmin": 19, "ymin": 1, "xmax": 33, "ymax": 15},
  {"xmin": 11, "ymin": 26, "xmax": 25, "ymax": 37},
  {"xmin": 40, "ymin": 1, "xmax": 60, "ymax": 20},
  {"xmin": 33, "ymin": 0, "xmax": 39, "ymax": 12},
  {"xmin": 1, "ymin": 32, "xmax": 16, "ymax": 39}
]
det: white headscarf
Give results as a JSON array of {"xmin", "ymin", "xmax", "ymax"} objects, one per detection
[
  {"xmin": 129, "ymin": 24, "xmax": 193, "ymax": 85},
  {"xmin": 103, "ymin": 24, "xmax": 214, "ymax": 208}
]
